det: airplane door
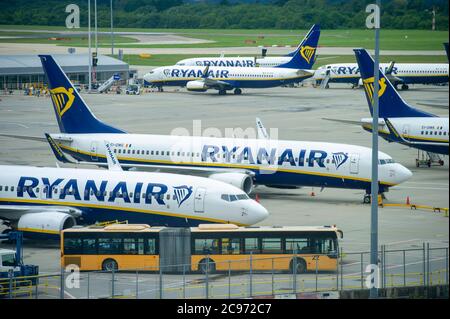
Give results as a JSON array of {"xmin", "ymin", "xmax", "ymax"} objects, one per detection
[
  {"xmin": 194, "ymin": 187, "xmax": 206, "ymax": 213},
  {"xmin": 90, "ymin": 142, "xmax": 98, "ymax": 161},
  {"xmin": 349, "ymin": 154, "xmax": 360, "ymax": 174},
  {"xmin": 402, "ymin": 124, "xmax": 410, "ymax": 141}
]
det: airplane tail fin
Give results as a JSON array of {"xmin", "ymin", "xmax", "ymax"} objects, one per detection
[
  {"xmin": 39, "ymin": 55, "xmax": 126, "ymax": 134},
  {"xmin": 284, "ymin": 24, "xmax": 318, "ymax": 57},
  {"xmin": 276, "ymin": 24, "xmax": 320, "ymax": 69},
  {"xmin": 353, "ymin": 49, "xmax": 435, "ymax": 118}
]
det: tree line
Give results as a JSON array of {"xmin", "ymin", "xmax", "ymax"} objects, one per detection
[{"xmin": 0, "ymin": 0, "xmax": 448, "ymax": 30}]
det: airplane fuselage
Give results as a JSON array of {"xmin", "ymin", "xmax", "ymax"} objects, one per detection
[
  {"xmin": 50, "ymin": 134, "xmax": 413, "ymax": 193},
  {"xmin": 362, "ymin": 117, "xmax": 449, "ymax": 155},
  {"xmin": 314, "ymin": 63, "xmax": 449, "ymax": 86},
  {"xmin": 144, "ymin": 66, "xmax": 313, "ymax": 90},
  {"xmin": 0, "ymin": 165, "xmax": 268, "ymax": 233}
]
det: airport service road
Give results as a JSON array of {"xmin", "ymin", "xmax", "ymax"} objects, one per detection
[
  {"xmin": 0, "ymin": 42, "xmax": 446, "ymax": 56},
  {"xmin": 0, "ymin": 84, "xmax": 448, "ymax": 279}
]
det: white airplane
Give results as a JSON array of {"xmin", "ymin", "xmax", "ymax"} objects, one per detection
[
  {"xmin": 143, "ymin": 26, "xmax": 320, "ymax": 95},
  {"xmin": 324, "ymin": 49, "xmax": 449, "ymax": 158},
  {"xmin": 175, "ymin": 24, "xmax": 319, "ymax": 68},
  {"xmin": 0, "ymin": 140, "xmax": 268, "ymax": 239},
  {"xmin": 1, "ymin": 54, "xmax": 413, "ymax": 205},
  {"xmin": 313, "ymin": 61, "xmax": 449, "ymax": 90}
]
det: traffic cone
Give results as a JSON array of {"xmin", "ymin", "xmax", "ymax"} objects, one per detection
[
  {"xmin": 310, "ymin": 190, "xmax": 315, "ymax": 196},
  {"xmin": 406, "ymin": 196, "xmax": 410, "ymax": 205},
  {"xmin": 255, "ymin": 194, "xmax": 260, "ymax": 202}
]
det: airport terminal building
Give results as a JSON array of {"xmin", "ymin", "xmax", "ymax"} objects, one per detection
[{"xmin": 0, "ymin": 54, "xmax": 131, "ymax": 90}]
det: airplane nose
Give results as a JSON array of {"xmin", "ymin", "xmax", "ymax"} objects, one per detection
[
  {"xmin": 394, "ymin": 164, "xmax": 413, "ymax": 184},
  {"xmin": 247, "ymin": 200, "xmax": 269, "ymax": 224}
]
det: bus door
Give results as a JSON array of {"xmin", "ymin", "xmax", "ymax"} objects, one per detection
[
  {"xmin": 194, "ymin": 187, "xmax": 206, "ymax": 213},
  {"xmin": 90, "ymin": 142, "xmax": 98, "ymax": 161},
  {"xmin": 349, "ymin": 153, "xmax": 360, "ymax": 174}
]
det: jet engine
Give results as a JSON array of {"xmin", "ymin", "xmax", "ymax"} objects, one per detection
[
  {"xmin": 209, "ymin": 173, "xmax": 253, "ymax": 194},
  {"xmin": 186, "ymin": 80, "xmax": 208, "ymax": 92},
  {"xmin": 17, "ymin": 212, "xmax": 76, "ymax": 236}
]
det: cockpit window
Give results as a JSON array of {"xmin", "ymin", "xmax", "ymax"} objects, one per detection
[
  {"xmin": 379, "ymin": 159, "xmax": 395, "ymax": 165},
  {"xmin": 221, "ymin": 193, "xmax": 250, "ymax": 202}
]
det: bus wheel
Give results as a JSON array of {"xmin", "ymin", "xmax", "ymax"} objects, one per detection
[
  {"xmin": 102, "ymin": 259, "xmax": 118, "ymax": 272},
  {"xmin": 198, "ymin": 259, "xmax": 216, "ymax": 274},
  {"xmin": 290, "ymin": 258, "xmax": 307, "ymax": 274}
]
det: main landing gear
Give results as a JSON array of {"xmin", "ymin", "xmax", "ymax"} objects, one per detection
[
  {"xmin": 218, "ymin": 89, "xmax": 227, "ymax": 95},
  {"xmin": 394, "ymin": 83, "xmax": 409, "ymax": 91},
  {"xmin": 363, "ymin": 191, "xmax": 386, "ymax": 204},
  {"xmin": 233, "ymin": 88, "xmax": 242, "ymax": 95}
]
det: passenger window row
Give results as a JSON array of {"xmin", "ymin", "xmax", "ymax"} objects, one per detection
[
  {"xmin": 421, "ymin": 130, "xmax": 447, "ymax": 136},
  {"xmin": 1, "ymin": 185, "xmax": 173, "ymax": 201}
]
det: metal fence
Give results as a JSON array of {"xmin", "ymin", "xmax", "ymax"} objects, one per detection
[{"xmin": 1, "ymin": 243, "xmax": 448, "ymax": 299}]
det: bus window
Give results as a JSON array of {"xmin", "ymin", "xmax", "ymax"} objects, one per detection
[
  {"xmin": 98, "ymin": 238, "xmax": 122, "ymax": 254},
  {"xmin": 64, "ymin": 238, "xmax": 82, "ymax": 254},
  {"xmin": 194, "ymin": 238, "xmax": 220, "ymax": 255},
  {"xmin": 146, "ymin": 239, "xmax": 156, "ymax": 255},
  {"xmin": 124, "ymin": 238, "xmax": 139, "ymax": 255},
  {"xmin": 285, "ymin": 238, "xmax": 309, "ymax": 254},
  {"xmin": 261, "ymin": 238, "xmax": 282, "ymax": 254},
  {"xmin": 319, "ymin": 238, "xmax": 337, "ymax": 255},
  {"xmin": 82, "ymin": 238, "xmax": 97, "ymax": 254},
  {"xmin": 244, "ymin": 238, "xmax": 259, "ymax": 254},
  {"xmin": 221, "ymin": 238, "xmax": 241, "ymax": 255}
]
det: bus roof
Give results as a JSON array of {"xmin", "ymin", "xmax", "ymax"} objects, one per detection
[{"xmin": 62, "ymin": 224, "xmax": 342, "ymax": 235}]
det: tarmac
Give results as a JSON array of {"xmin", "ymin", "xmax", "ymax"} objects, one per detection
[{"xmin": 0, "ymin": 84, "xmax": 448, "ymax": 294}]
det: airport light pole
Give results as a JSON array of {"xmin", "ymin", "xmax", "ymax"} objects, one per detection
[
  {"xmin": 366, "ymin": 1, "xmax": 381, "ymax": 299},
  {"xmin": 110, "ymin": 0, "xmax": 114, "ymax": 55},
  {"xmin": 94, "ymin": 0, "xmax": 98, "ymax": 54},
  {"xmin": 88, "ymin": 0, "xmax": 92, "ymax": 93}
]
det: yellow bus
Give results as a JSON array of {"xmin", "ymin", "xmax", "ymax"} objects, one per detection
[{"xmin": 61, "ymin": 224, "xmax": 343, "ymax": 273}]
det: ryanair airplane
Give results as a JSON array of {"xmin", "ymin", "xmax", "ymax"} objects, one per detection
[
  {"xmin": 325, "ymin": 49, "xmax": 449, "ymax": 157},
  {"xmin": 1, "ymin": 55, "xmax": 412, "ymax": 205},
  {"xmin": 143, "ymin": 27, "xmax": 320, "ymax": 95},
  {"xmin": 0, "ymin": 140, "xmax": 268, "ymax": 239},
  {"xmin": 175, "ymin": 24, "xmax": 320, "ymax": 69},
  {"xmin": 314, "ymin": 59, "xmax": 449, "ymax": 90}
]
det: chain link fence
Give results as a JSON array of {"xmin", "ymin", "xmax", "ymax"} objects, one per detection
[{"xmin": 2, "ymin": 243, "xmax": 448, "ymax": 299}]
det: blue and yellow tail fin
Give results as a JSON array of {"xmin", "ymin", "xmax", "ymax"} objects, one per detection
[
  {"xmin": 39, "ymin": 55, "xmax": 126, "ymax": 134},
  {"xmin": 353, "ymin": 49, "xmax": 435, "ymax": 118},
  {"xmin": 276, "ymin": 24, "xmax": 320, "ymax": 70},
  {"xmin": 284, "ymin": 24, "xmax": 318, "ymax": 57}
]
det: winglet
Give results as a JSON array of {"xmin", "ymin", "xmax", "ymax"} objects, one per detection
[
  {"xmin": 45, "ymin": 133, "xmax": 72, "ymax": 163},
  {"xmin": 104, "ymin": 141, "xmax": 123, "ymax": 171},
  {"xmin": 202, "ymin": 65, "xmax": 210, "ymax": 79},
  {"xmin": 385, "ymin": 61, "xmax": 396, "ymax": 75},
  {"xmin": 256, "ymin": 117, "xmax": 269, "ymax": 139}
]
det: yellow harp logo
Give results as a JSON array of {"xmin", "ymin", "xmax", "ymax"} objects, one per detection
[
  {"xmin": 362, "ymin": 77, "xmax": 387, "ymax": 104},
  {"xmin": 299, "ymin": 46, "xmax": 316, "ymax": 64},
  {"xmin": 50, "ymin": 87, "xmax": 75, "ymax": 117}
]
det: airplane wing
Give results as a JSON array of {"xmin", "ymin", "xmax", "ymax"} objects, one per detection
[
  {"xmin": 203, "ymin": 78, "xmax": 234, "ymax": 90},
  {"xmin": 0, "ymin": 133, "xmax": 72, "ymax": 143},
  {"xmin": 0, "ymin": 205, "xmax": 82, "ymax": 221},
  {"xmin": 416, "ymin": 102, "xmax": 449, "ymax": 110},
  {"xmin": 322, "ymin": 118, "xmax": 365, "ymax": 126}
]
